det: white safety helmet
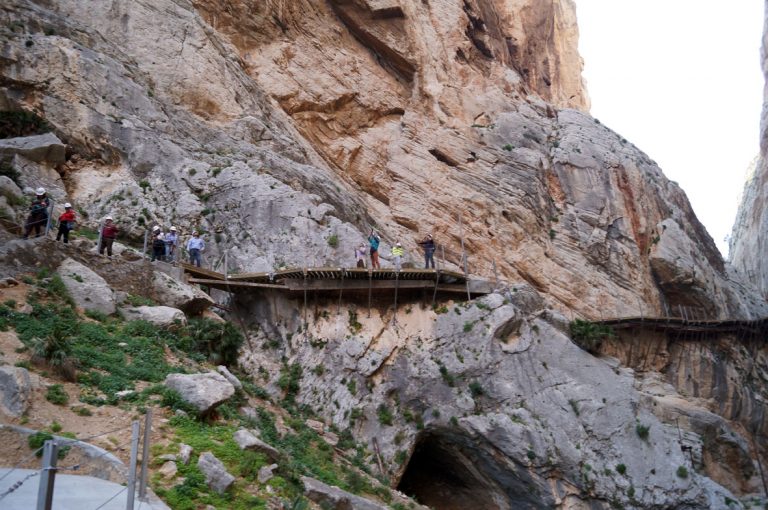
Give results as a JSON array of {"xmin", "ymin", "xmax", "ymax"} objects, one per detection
[
  {"xmin": 396, "ymin": 242, "xmax": 401, "ymax": 247},
  {"xmin": 170, "ymin": 226, "xmax": 177, "ymax": 231},
  {"xmin": 36, "ymin": 187, "xmax": 45, "ymax": 195},
  {"xmin": 64, "ymin": 202, "xmax": 72, "ymax": 208},
  {"xmin": 105, "ymin": 215, "xmax": 113, "ymax": 221},
  {"xmin": 152, "ymin": 225, "xmax": 160, "ymax": 232}
]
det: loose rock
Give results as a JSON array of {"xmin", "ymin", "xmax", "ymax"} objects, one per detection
[
  {"xmin": 233, "ymin": 429, "xmax": 280, "ymax": 462},
  {"xmin": 217, "ymin": 365, "xmax": 242, "ymax": 390},
  {"xmin": 57, "ymin": 258, "xmax": 116, "ymax": 315},
  {"xmin": 197, "ymin": 452, "xmax": 235, "ymax": 494},
  {"xmin": 302, "ymin": 476, "xmax": 388, "ymax": 510},
  {"xmin": 0, "ymin": 366, "xmax": 31, "ymax": 418},
  {"xmin": 164, "ymin": 372, "xmax": 235, "ymax": 414}
]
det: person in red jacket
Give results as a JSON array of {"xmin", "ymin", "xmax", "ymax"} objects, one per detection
[
  {"xmin": 56, "ymin": 203, "xmax": 76, "ymax": 244},
  {"xmin": 99, "ymin": 216, "xmax": 118, "ymax": 256}
]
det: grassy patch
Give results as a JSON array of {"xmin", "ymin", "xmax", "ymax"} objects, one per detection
[{"xmin": 569, "ymin": 319, "xmax": 613, "ymax": 354}]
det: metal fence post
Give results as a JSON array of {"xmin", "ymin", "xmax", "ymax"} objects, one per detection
[
  {"xmin": 44, "ymin": 200, "xmax": 54, "ymax": 237},
  {"xmin": 36, "ymin": 440, "xmax": 58, "ymax": 510},
  {"xmin": 142, "ymin": 229, "xmax": 149, "ymax": 259},
  {"xmin": 126, "ymin": 420, "xmax": 140, "ymax": 510},
  {"xmin": 96, "ymin": 220, "xmax": 104, "ymax": 254},
  {"xmin": 138, "ymin": 409, "xmax": 153, "ymax": 501}
]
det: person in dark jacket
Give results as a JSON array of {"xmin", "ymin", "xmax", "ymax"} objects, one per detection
[
  {"xmin": 22, "ymin": 187, "xmax": 51, "ymax": 239},
  {"xmin": 56, "ymin": 203, "xmax": 76, "ymax": 243},
  {"xmin": 99, "ymin": 216, "xmax": 118, "ymax": 256},
  {"xmin": 418, "ymin": 234, "xmax": 436, "ymax": 269},
  {"xmin": 151, "ymin": 225, "xmax": 165, "ymax": 262}
]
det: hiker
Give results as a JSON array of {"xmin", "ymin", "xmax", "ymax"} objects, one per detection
[
  {"xmin": 99, "ymin": 216, "xmax": 118, "ymax": 256},
  {"xmin": 418, "ymin": 234, "xmax": 436, "ymax": 269},
  {"xmin": 22, "ymin": 187, "xmax": 51, "ymax": 239},
  {"xmin": 165, "ymin": 226, "xmax": 179, "ymax": 262},
  {"xmin": 186, "ymin": 230, "xmax": 205, "ymax": 267},
  {"xmin": 368, "ymin": 229, "xmax": 381, "ymax": 269},
  {"xmin": 151, "ymin": 226, "xmax": 165, "ymax": 262},
  {"xmin": 56, "ymin": 203, "xmax": 76, "ymax": 243},
  {"xmin": 391, "ymin": 241, "xmax": 404, "ymax": 271},
  {"xmin": 355, "ymin": 243, "xmax": 367, "ymax": 268}
]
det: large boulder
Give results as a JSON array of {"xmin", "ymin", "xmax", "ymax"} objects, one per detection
[
  {"xmin": 233, "ymin": 429, "xmax": 280, "ymax": 462},
  {"xmin": 0, "ymin": 133, "xmax": 66, "ymax": 165},
  {"xmin": 0, "ymin": 175, "xmax": 22, "ymax": 201},
  {"xmin": 164, "ymin": 372, "xmax": 235, "ymax": 413},
  {"xmin": 217, "ymin": 365, "xmax": 242, "ymax": 390},
  {"xmin": 301, "ymin": 476, "xmax": 388, "ymax": 510},
  {"xmin": 0, "ymin": 366, "xmax": 31, "ymax": 418},
  {"xmin": 197, "ymin": 452, "xmax": 235, "ymax": 494},
  {"xmin": 121, "ymin": 305, "xmax": 186, "ymax": 327},
  {"xmin": 57, "ymin": 258, "xmax": 116, "ymax": 315},
  {"xmin": 151, "ymin": 271, "xmax": 213, "ymax": 314}
]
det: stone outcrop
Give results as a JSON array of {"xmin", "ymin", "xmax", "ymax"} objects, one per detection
[
  {"xmin": 197, "ymin": 451, "xmax": 235, "ymax": 494},
  {"xmin": 0, "ymin": 133, "xmax": 65, "ymax": 165},
  {"xmin": 120, "ymin": 305, "xmax": 186, "ymax": 327},
  {"xmin": 164, "ymin": 372, "xmax": 235, "ymax": 414},
  {"xmin": 0, "ymin": 366, "xmax": 31, "ymax": 418},
  {"xmin": 233, "ymin": 429, "xmax": 280, "ymax": 462},
  {"xmin": 57, "ymin": 257, "xmax": 116, "ymax": 315},
  {"xmin": 240, "ymin": 291, "xmax": 758, "ymax": 509},
  {"xmin": 301, "ymin": 476, "xmax": 389, "ymax": 510}
]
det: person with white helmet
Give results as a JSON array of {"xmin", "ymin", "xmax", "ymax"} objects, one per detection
[
  {"xmin": 99, "ymin": 216, "xmax": 118, "ymax": 256},
  {"xmin": 150, "ymin": 225, "xmax": 165, "ymax": 262},
  {"xmin": 56, "ymin": 202, "xmax": 77, "ymax": 243},
  {"xmin": 22, "ymin": 187, "xmax": 51, "ymax": 239},
  {"xmin": 391, "ymin": 241, "xmax": 404, "ymax": 271},
  {"xmin": 165, "ymin": 226, "xmax": 179, "ymax": 263}
]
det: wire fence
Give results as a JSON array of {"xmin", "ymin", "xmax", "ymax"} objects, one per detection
[{"xmin": 0, "ymin": 415, "xmax": 153, "ymax": 510}]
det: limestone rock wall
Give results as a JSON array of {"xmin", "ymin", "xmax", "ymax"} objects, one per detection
[{"xmin": 730, "ymin": 0, "xmax": 768, "ymax": 299}]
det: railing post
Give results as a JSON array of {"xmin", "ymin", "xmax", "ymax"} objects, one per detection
[
  {"xmin": 96, "ymin": 219, "xmax": 104, "ymax": 254},
  {"xmin": 142, "ymin": 229, "xmax": 149, "ymax": 259},
  {"xmin": 126, "ymin": 420, "xmax": 140, "ymax": 510},
  {"xmin": 36, "ymin": 440, "xmax": 58, "ymax": 510},
  {"xmin": 138, "ymin": 409, "xmax": 153, "ymax": 501},
  {"xmin": 44, "ymin": 200, "xmax": 54, "ymax": 237}
]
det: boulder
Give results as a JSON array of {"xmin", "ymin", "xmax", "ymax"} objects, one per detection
[
  {"xmin": 158, "ymin": 460, "xmax": 178, "ymax": 479},
  {"xmin": 179, "ymin": 444, "xmax": 193, "ymax": 465},
  {"xmin": 233, "ymin": 429, "xmax": 281, "ymax": 462},
  {"xmin": 57, "ymin": 258, "xmax": 116, "ymax": 315},
  {"xmin": 0, "ymin": 366, "xmax": 31, "ymax": 418},
  {"xmin": 197, "ymin": 452, "xmax": 235, "ymax": 494},
  {"xmin": 305, "ymin": 419, "xmax": 325, "ymax": 434},
  {"xmin": 217, "ymin": 365, "xmax": 242, "ymax": 390},
  {"xmin": 151, "ymin": 271, "xmax": 213, "ymax": 314},
  {"xmin": 15, "ymin": 155, "xmax": 67, "ymax": 204},
  {"xmin": 0, "ymin": 175, "xmax": 22, "ymax": 201},
  {"xmin": 258, "ymin": 463, "xmax": 278, "ymax": 484},
  {"xmin": 0, "ymin": 133, "xmax": 66, "ymax": 165},
  {"xmin": 164, "ymin": 372, "xmax": 235, "ymax": 413},
  {"xmin": 301, "ymin": 476, "xmax": 388, "ymax": 510},
  {"xmin": 121, "ymin": 305, "xmax": 186, "ymax": 327}
]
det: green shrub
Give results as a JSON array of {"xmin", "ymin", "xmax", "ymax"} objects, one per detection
[
  {"xmin": 636, "ymin": 423, "xmax": 650, "ymax": 441},
  {"xmin": 45, "ymin": 384, "xmax": 69, "ymax": 405},
  {"xmin": 28, "ymin": 432, "xmax": 70, "ymax": 458},
  {"xmin": 468, "ymin": 381, "xmax": 485, "ymax": 397},
  {"xmin": 463, "ymin": 321, "xmax": 474, "ymax": 333},
  {"xmin": 438, "ymin": 365, "xmax": 455, "ymax": 387},
  {"xmin": 569, "ymin": 319, "xmax": 613, "ymax": 354},
  {"xmin": 277, "ymin": 363, "xmax": 303, "ymax": 405},
  {"xmin": 676, "ymin": 465, "xmax": 688, "ymax": 478},
  {"xmin": 0, "ymin": 110, "xmax": 50, "ymax": 139},
  {"xmin": 125, "ymin": 294, "xmax": 156, "ymax": 307},
  {"xmin": 377, "ymin": 404, "xmax": 393, "ymax": 426},
  {"xmin": 84, "ymin": 309, "xmax": 108, "ymax": 322},
  {"xmin": 182, "ymin": 318, "xmax": 244, "ymax": 366},
  {"xmin": 616, "ymin": 463, "xmax": 627, "ymax": 475}
]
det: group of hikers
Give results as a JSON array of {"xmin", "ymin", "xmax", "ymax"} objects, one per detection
[
  {"xmin": 22, "ymin": 189, "xmax": 438, "ymax": 271},
  {"xmin": 21, "ymin": 188, "xmax": 207, "ymax": 267},
  {"xmin": 356, "ymin": 230, "xmax": 437, "ymax": 271}
]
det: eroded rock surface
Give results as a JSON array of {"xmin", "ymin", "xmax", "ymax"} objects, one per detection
[{"xmin": 164, "ymin": 372, "xmax": 235, "ymax": 414}]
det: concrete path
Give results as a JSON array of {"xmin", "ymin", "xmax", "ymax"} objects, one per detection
[{"xmin": 0, "ymin": 468, "xmax": 169, "ymax": 509}]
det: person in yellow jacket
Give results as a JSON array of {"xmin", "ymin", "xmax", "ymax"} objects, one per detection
[{"xmin": 391, "ymin": 242, "xmax": 404, "ymax": 271}]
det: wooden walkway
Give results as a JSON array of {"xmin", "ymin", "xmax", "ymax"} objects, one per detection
[
  {"xmin": 180, "ymin": 263, "xmax": 495, "ymax": 296},
  {"xmin": 593, "ymin": 316, "xmax": 767, "ymax": 339}
]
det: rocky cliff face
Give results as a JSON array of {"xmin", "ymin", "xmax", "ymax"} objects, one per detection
[
  {"xmin": 2, "ymin": 0, "xmax": 763, "ymax": 321},
  {"xmin": 2, "ymin": 1, "xmax": 768, "ymax": 508},
  {"xmin": 730, "ymin": 1, "xmax": 768, "ymax": 300}
]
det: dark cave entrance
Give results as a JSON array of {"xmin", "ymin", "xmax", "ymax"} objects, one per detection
[{"xmin": 396, "ymin": 431, "xmax": 501, "ymax": 510}]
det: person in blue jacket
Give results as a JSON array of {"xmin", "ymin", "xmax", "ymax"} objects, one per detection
[{"xmin": 368, "ymin": 230, "xmax": 381, "ymax": 269}]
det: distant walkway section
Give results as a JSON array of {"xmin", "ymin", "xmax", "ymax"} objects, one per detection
[{"xmin": 594, "ymin": 316, "xmax": 767, "ymax": 340}]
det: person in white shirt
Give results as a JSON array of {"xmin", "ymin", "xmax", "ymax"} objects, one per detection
[{"xmin": 186, "ymin": 231, "xmax": 205, "ymax": 267}]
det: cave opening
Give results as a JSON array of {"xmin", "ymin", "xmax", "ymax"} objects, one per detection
[{"xmin": 396, "ymin": 430, "xmax": 500, "ymax": 510}]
